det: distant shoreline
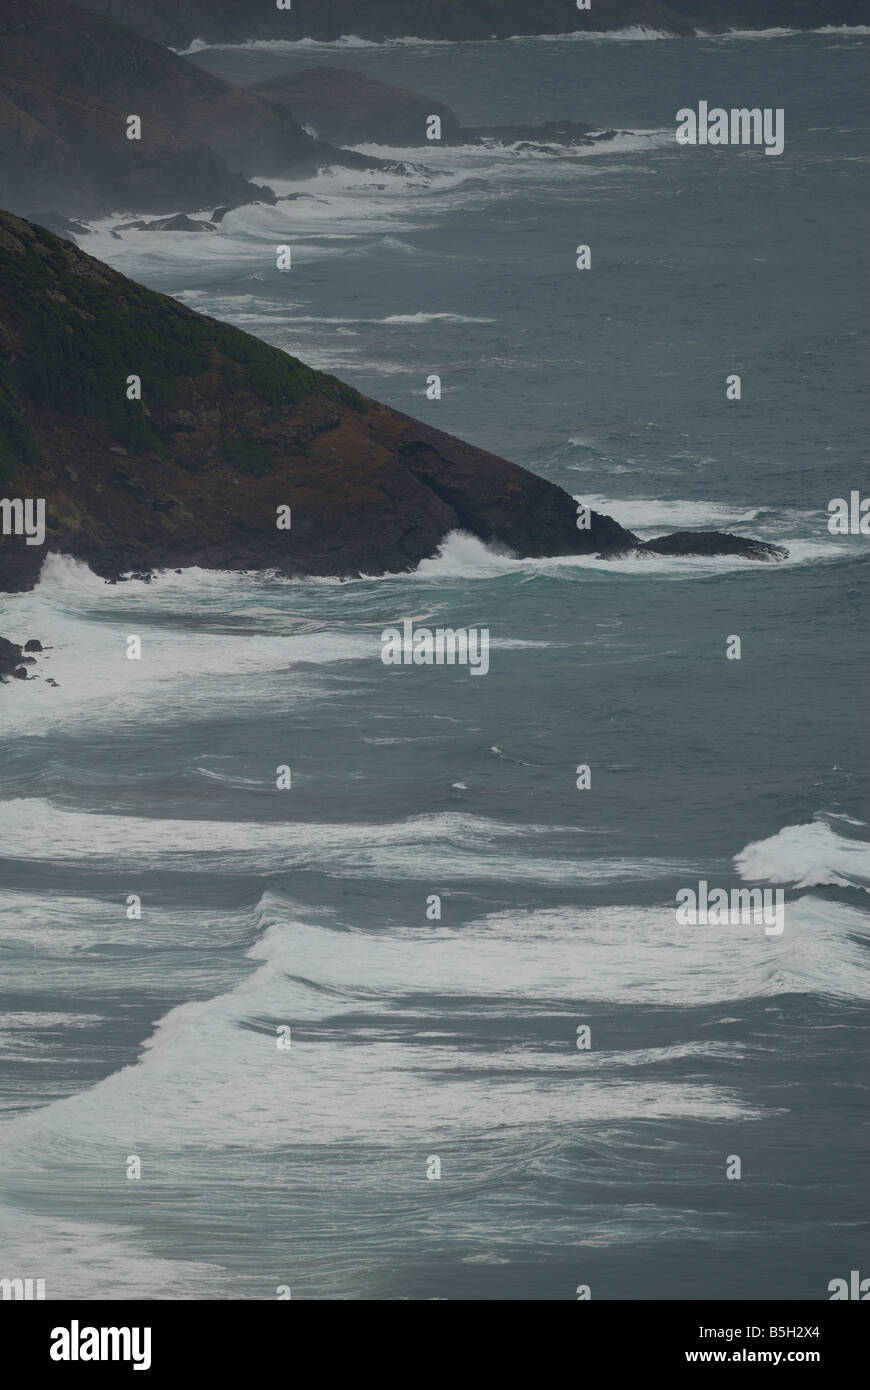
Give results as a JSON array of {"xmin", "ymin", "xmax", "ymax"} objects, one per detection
[
  {"xmin": 70, "ymin": 0, "xmax": 870, "ymax": 52},
  {"xmin": 177, "ymin": 26, "xmax": 870, "ymax": 55}
]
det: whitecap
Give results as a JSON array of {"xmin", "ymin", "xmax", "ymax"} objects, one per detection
[{"xmin": 735, "ymin": 819, "xmax": 870, "ymax": 893}]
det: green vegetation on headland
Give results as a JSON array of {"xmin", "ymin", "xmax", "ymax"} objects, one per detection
[{"xmin": 0, "ymin": 216, "xmax": 364, "ymax": 479}]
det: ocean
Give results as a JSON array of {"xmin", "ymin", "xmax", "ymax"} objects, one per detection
[{"xmin": 0, "ymin": 26, "xmax": 868, "ymax": 1300}]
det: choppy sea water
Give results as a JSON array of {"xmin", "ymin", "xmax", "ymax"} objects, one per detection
[{"xmin": 0, "ymin": 28, "xmax": 868, "ymax": 1300}]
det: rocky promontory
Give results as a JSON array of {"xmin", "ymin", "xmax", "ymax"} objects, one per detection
[
  {"xmin": 249, "ymin": 68, "xmax": 465, "ymax": 149},
  {"xmin": 247, "ymin": 69, "xmax": 615, "ymax": 151},
  {"xmin": 0, "ymin": 209, "xmax": 786, "ymax": 602},
  {"xmin": 0, "ymin": 0, "xmax": 391, "ymax": 223}
]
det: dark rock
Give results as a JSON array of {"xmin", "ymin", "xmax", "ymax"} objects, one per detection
[
  {"xmin": 0, "ymin": 537, "xmax": 45, "ymax": 592},
  {"xmin": 166, "ymin": 409, "xmax": 198, "ymax": 431},
  {"xmin": 638, "ymin": 531, "xmax": 788, "ymax": 561},
  {"xmin": 114, "ymin": 214, "xmax": 217, "ymax": 233},
  {"xmin": 1, "ymin": 631, "xmax": 45, "ymax": 684},
  {"xmin": 146, "ymin": 214, "xmax": 216, "ymax": 232},
  {"xmin": 110, "ymin": 470, "xmax": 148, "ymax": 497},
  {"xmin": 0, "ymin": 633, "xmax": 23, "ymax": 676}
]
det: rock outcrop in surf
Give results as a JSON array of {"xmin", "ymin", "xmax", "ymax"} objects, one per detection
[
  {"xmin": 0, "ymin": 633, "xmax": 43, "ymax": 681},
  {"xmin": 0, "ymin": 209, "xmax": 786, "ymax": 600},
  {"xmin": 638, "ymin": 531, "xmax": 786, "ymax": 561}
]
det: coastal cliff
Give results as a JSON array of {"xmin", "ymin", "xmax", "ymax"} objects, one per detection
[
  {"xmin": 0, "ymin": 211, "xmax": 785, "ymax": 598},
  {"xmin": 0, "ymin": 0, "xmax": 388, "ymax": 222},
  {"xmin": 0, "ymin": 209, "xmax": 636, "ymax": 594}
]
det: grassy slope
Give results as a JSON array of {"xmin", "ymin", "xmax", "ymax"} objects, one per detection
[{"xmin": 0, "ymin": 212, "xmax": 363, "ymax": 486}]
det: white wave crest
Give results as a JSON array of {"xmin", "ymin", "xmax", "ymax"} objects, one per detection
[
  {"xmin": 407, "ymin": 530, "xmax": 847, "ymax": 582},
  {"xmin": 510, "ymin": 26, "xmax": 673, "ymax": 42},
  {"xmin": 578, "ymin": 495, "xmax": 760, "ymax": 532},
  {"xmin": 701, "ymin": 25, "xmax": 870, "ymax": 39},
  {"xmin": 175, "ymin": 22, "xmax": 870, "ymax": 56},
  {"xmin": 0, "ymin": 799, "xmax": 684, "ymax": 884},
  {"xmin": 735, "ymin": 820, "xmax": 870, "ymax": 893},
  {"xmin": 2, "ymin": 891, "xmax": 866, "ymax": 1181},
  {"xmin": 177, "ymin": 33, "xmax": 456, "ymax": 55},
  {"xmin": 381, "ymin": 311, "xmax": 495, "ymax": 324}
]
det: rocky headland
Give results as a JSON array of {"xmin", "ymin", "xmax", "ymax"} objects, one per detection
[
  {"xmin": 0, "ymin": 208, "xmax": 786, "ymax": 613},
  {"xmin": 247, "ymin": 69, "xmax": 617, "ymax": 151},
  {"xmin": 0, "ymin": 0, "xmax": 394, "ymax": 223}
]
